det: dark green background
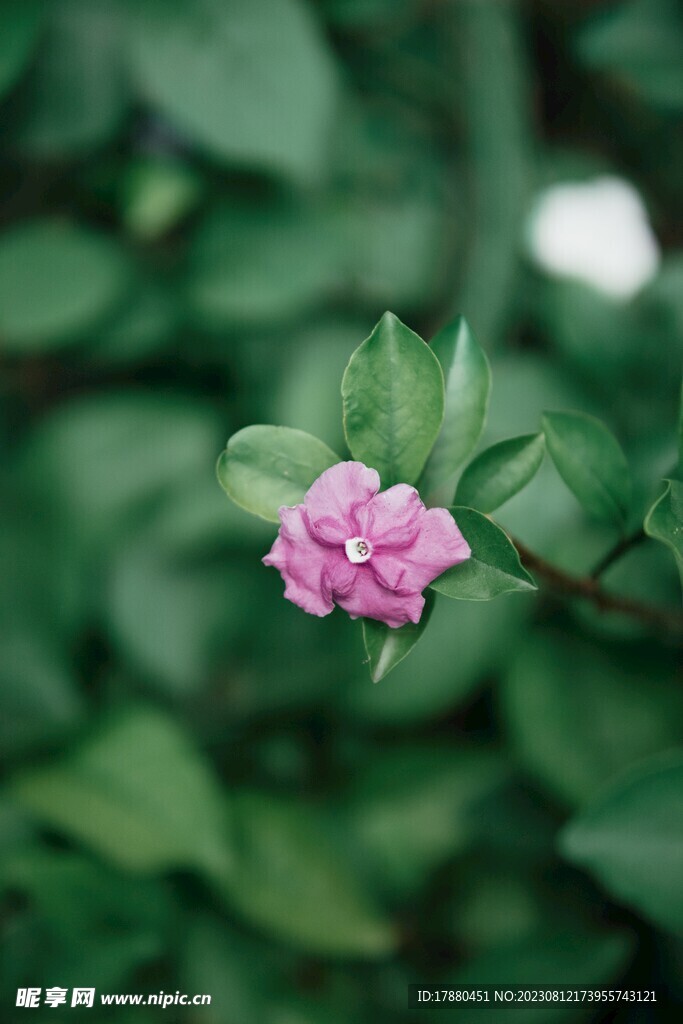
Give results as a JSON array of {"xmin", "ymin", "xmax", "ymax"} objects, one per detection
[{"xmin": 1, "ymin": 0, "xmax": 682, "ymax": 1021}]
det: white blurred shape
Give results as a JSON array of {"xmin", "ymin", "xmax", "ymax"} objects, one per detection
[{"xmin": 529, "ymin": 175, "xmax": 660, "ymax": 299}]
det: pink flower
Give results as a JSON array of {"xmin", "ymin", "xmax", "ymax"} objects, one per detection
[{"xmin": 263, "ymin": 461, "xmax": 471, "ymax": 628}]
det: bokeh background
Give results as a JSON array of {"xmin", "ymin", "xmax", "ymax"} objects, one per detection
[{"xmin": 1, "ymin": 0, "xmax": 682, "ymax": 1021}]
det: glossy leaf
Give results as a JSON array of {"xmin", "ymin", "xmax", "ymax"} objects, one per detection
[
  {"xmin": 419, "ymin": 317, "xmax": 491, "ymax": 498},
  {"xmin": 126, "ymin": 0, "xmax": 338, "ymax": 182},
  {"xmin": 0, "ymin": 0, "xmax": 43, "ymax": 101},
  {"xmin": 0, "ymin": 220, "xmax": 130, "ymax": 351},
  {"xmin": 342, "ymin": 312, "xmax": 444, "ymax": 487},
  {"xmin": 220, "ymin": 792, "xmax": 395, "ymax": 957},
  {"xmin": 430, "ymin": 507, "xmax": 536, "ymax": 600},
  {"xmin": 645, "ymin": 479, "xmax": 683, "ymax": 587},
  {"xmin": 456, "ymin": 433, "xmax": 545, "ymax": 512},
  {"xmin": 542, "ymin": 410, "xmax": 631, "ymax": 527},
  {"xmin": 362, "ymin": 591, "xmax": 435, "ymax": 683},
  {"xmin": 11, "ymin": 707, "xmax": 231, "ymax": 878},
  {"xmin": 561, "ymin": 753, "xmax": 683, "ymax": 933},
  {"xmin": 217, "ymin": 425, "xmax": 340, "ymax": 523}
]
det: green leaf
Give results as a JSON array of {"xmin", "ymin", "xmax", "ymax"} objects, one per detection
[
  {"xmin": 645, "ymin": 479, "xmax": 683, "ymax": 587},
  {"xmin": 120, "ymin": 157, "xmax": 202, "ymax": 242},
  {"xmin": 273, "ymin": 319, "xmax": 366, "ymax": 452},
  {"xmin": 183, "ymin": 917, "xmax": 338, "ymax": 1024},
  {"xmin": 454, "ymin": 928, "xmax": 633, "ymax": 1024},
  {"xmin": 149, "ymin": 470, "xmax": 276, "ymax": 553},
  {"xmin": 182, "ymin": 918, "xmax": 276, "ymax": 1024},
  {"xmin": 362, "ymin": 591, "xmax": 435, "ymax": 683},
  {"xmin": 10, "ymin": 707, "xmax": 230, "ymax": 878},
  {"xmin": 0, "ymin": 220, "xmax": 130, "ymax": 351},
  {"xmin": 322, "ymin": 0, "xmax": 417, "ymax": 29},
  {"xmin": 84, "ymin": 277, "xmax": 178, "ymax": 367},
  {"xmin": 0, "ymin": 503, "xmax": 84, "ymax": 758},
  {"xmin": 219, "ymin": 792, "xmax": 395, "ymax": 957},
  {"xmin": 645, "ymin": 384, "xmax": 683, "ymax": 585},
  {"xmin": 126, "ymin": 0, "xmax": 337, "ymax": 182},
  {"xmin": 342, "ymin": 595, "xmax": 529, "ymax": 726},
  {"xmin": 217, "ymin": 425, "xmax": 340, "ymax": 524},
  {"xmin": 502, "ymin": 631, "xmax": 683, "ymax": 807},
  {"xmin": 542, "ymin": 410, "xmax": 631, "ymax": 527},
  {"xmin": 530, "ymin": 277, "xmax": 655, "ymax": 385},
  {"xmin": 0, "ymin": 849, "xmax": 172, "ymax": 990},
  {"xmin": 576, "ymin": 0, "xmax": 683, "ymax": 111},
  {"xmin": 485, "ymin": 352, "xmax": 592, "ymax": 443},
  {"xmin": 0, "ymin": 801, "xmax": 35, "ymax": 858},
  {"xmin": 342, "ymin": 312, "xmax": 444, "ymax": 487},
  {"xmin": 430, "ymin": 507, "xmax": 536, "ymax": 600},
  {"xmin": 454, "ymin": 3, "xmax": 532, "ymax": 348},
  {"xmin": 341, "ymin": 168, "xmax": 449, "ymax": 313},
  {"xmin": 446, "ymin": 860, "xmax": 551, "ymax": 955},
  {"xmin": 19, "ymin": 393, "xmax": 222, "ymax": 552},
  {"xmin": 0, "ymin": 500, "xmax": 82, "ymax": 636},
  {"xmin": 456, "ymin": 433, "xmax": 545, "ymax": 513},
  {"xmin": 1, "ymin": 627, "xmax": 84, "ymax": 760},
  {"xmin": 561, "ymin": 752, "xmax": 683, "ymax": 934},
  {"xmin": 187, "ymin": 196, "xmax": 338, "ymax": 329},
  {"xmin": 343, "ymin": 745, "xmax": 507, "ymax": 899},
  {"xmin": 477, "ymin": 356, "xmax": 600, "ymax": 549},
  {"xmin": 0, "ymin": 0, "xmax": 43, "ymax": 101},
  {"xmin": 419, "ymin": 317, "xmax": 491, "ymax": 498},
  {"xmin": 108, "ymin": 540, "xmax": 247, "ymax": 695},
  {"xmin": 8, "ymin": 0, "xmax": 126, "ymax": 158}
]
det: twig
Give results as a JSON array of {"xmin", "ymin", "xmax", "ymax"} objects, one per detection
[
  {"xmin": 590, "ymin": 528, "xmax": 647, "ymax": 580},
  {"xmin": 511, "ymin": 537, "xmax": 683, "ymax": 639}
]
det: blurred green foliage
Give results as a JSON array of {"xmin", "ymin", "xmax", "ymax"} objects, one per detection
[{"xmin": 1, "ymin": 0, "xmax": 682, "ymax": 1021}]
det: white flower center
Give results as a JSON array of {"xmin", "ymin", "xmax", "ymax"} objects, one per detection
[{"xmin": 345, "ymin": 537, "xmax": 372, "ymax": 564}]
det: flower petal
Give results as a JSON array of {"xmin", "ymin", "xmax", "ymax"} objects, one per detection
[
  {"xmin": 370, "ymin": 507, "xmax": 470, "ymax": 594},
  {"xmin": 358, "ymin": 482, "xmax": 424, "ymax": 549},
  {"xmin": 322, "ymin": 556, "xmax": 358, "ymax": 603},
  {"xmin": 304, "ymin": 461, "xmax": 380, "ymax": 545},
  {"xmin": 335, "ymin": 566, "xmax": 425, "ymax": 628},
  {"xmin": 262, "ymin": 505, "xmax": 336, "ymax": 617}
]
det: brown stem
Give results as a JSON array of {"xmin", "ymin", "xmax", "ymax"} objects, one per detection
[{"xmin": 511, "ymin": 537, "xmax": 683, "ymax": 639}]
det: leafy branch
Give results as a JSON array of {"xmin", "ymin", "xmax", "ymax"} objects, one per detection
[
  {"xmin": 218, "ymin": 312, "xmax": 683, "ymax": 678},
  {"xmin": 513, "ymin": 536, "xmax": 683, "ymax": 639}
]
